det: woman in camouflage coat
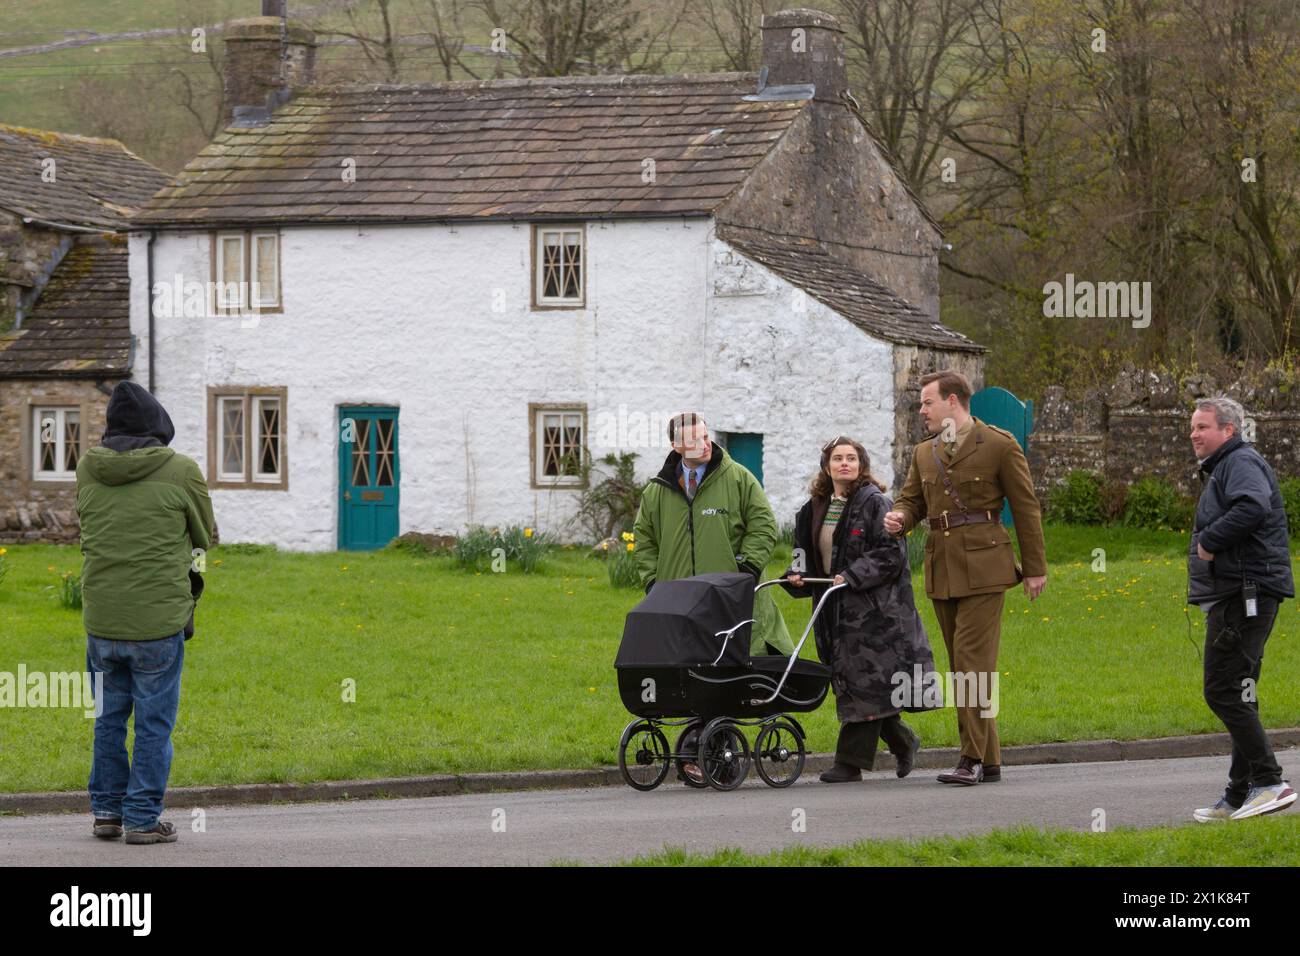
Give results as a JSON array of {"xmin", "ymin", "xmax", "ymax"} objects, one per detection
[{"xmin": 783, "ymin": 437, "xmax": 936, "ymax": 783}]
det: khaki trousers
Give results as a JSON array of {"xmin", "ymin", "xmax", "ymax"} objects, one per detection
[{"xmin": 931, "ymin": 590, "xmax": 1004, "ymax": 765}]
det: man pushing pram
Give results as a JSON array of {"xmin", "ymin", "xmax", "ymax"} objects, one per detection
[{"xmin": 632, "ymin": 412, "xmax": 794, "ymax": 781}]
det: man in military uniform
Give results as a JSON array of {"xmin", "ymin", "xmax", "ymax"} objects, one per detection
[{"xmin": 884, "ymin": 370, "xmax": 1047, "ymax": 785}]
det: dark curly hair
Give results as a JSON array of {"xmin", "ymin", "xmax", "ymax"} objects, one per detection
[{"xmin": 809, "ymin": 436, "xmax": 887, "ymax": 500}]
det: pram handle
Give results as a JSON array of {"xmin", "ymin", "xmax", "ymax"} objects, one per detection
[
  {"xmin": 755, "ymin": 577, "xmax": 838, "ymax": 590},
  {"xmin": 750, "ymin": 577, "xmax": 847, "ymax": 705}
]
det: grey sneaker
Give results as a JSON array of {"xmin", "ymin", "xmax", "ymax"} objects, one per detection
[
  {"xmin": 124, "ymin": 820, "xmax": 178, "ymax": 844},
  {"xmin": 1229, "ymin": 782, "xmax": 1297, "ymax": 820},
  {"xmin": 1192, "ymin": 798, "xmax": 1237, "ymax": 823}
]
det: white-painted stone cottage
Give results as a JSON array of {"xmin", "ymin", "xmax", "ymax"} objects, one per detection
[{"xmin": 129, "ymin": 8, "xmax": 985, "ymax": 551}]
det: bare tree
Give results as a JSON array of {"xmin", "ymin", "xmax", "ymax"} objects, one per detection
[
  {"xmin": 837, "ymin": 0, "xmax": 1000, "ymax": 196},
  {"xmin": 1178, "ymin": 0, "xmax": 1300, "ymax": 355},
  {"xmin": 306, "ymin": 0, "xmax": 405, "ymax": 82},
  {"xmin": 168, "ymin": 3, "xmax": 227, "ymax": 141},
  {"xmin": 685, "ymin": 0, "xmax": 775, "ymax": 70},
  {"xmin": 471, "ymin": 0, "xmax": 668, "ymax": 76},
  {"xmin": 414, "ymin": 0, "xmax": 479, "ymax": 80}
]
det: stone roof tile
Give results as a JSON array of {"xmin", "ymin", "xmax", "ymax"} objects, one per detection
[
  {"xmin": 137, "ymin": 73, "xmax": 808, "ymax": 226},
  {"xmin": 0, "ymin": 237, "xmax": 132, "ymax": 378},
  {"xmin": 0, "ymin": 125, "xmax": 168, "ymax": 230}
]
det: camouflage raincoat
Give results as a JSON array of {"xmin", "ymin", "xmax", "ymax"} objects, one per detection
[{"xmin": 782, "ymin": 483, "xmax": 937, "ymax": 722}]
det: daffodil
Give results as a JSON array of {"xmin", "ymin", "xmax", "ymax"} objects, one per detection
[
  {"xmin": 626, "ymin": 542, "xmax": 634, "ymax": 552},
  {"xmin": 524, "ymin": 527, "xmax": 534, "ymax": 538}
]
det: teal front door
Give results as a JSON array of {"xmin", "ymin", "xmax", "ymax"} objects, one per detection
[
  {"xmin": 720, "ymin": 432, "xmax": 764, "ymax": 486},
  {"xmin": 970, "ymin": 386, "xmax": 1033, "ymax": 526},
  {"xmin": 338, "ymin": 406, "xmax": 399, "ymax": 550}
]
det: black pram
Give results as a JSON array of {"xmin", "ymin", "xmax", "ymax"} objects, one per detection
[{"xmin": 614, "ymin": 572, "xmax": 840, "ymax": 791}]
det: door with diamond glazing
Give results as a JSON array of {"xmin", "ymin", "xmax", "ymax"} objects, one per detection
[{"xmin": 338, "ymin": 406, "xmax": 399, "ymax": 550}]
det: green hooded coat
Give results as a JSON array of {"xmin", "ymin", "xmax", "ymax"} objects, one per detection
[
  {"xmin": 77, "ymin": 445, "xmax": 214, "ymax": 640},
  {"xmin": 632, "ymin": 443, "xmax": 794, "ymax": 655}
]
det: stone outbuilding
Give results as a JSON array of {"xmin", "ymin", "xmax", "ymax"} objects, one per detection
[{"xmin": 0, "ymin": 125, "xmax": 167, "ymax": 542}]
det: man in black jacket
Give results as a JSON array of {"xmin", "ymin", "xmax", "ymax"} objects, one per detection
[{"xmin": 1187, "ymin": 396, "xmax": 1296, "ymax": 822}]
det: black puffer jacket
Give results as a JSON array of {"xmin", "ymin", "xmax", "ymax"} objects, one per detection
[{"xmin": 1187, "ymin": 435, "xmax": 1294, "ymax": 604}]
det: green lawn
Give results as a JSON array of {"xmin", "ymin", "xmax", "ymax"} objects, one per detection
[
  {"xmin": 618, "ymin": 815, "xmax": 1300, "ymax": 866},
  {"xmin": 0, "ymin": 525, "xmax": 1297, "ymax": 794}
]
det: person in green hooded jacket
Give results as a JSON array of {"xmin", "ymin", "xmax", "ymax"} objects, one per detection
[
  {"xmin": 632, "ymin": 412, "xmax": 793, "ymax": 785},
  {"xmin": 632, "ymin": 412, "xmax": 793, "ymax": 657},
  {"xmin": 77, "ymin": 381, "xmax": 214, "ymax": 846}
]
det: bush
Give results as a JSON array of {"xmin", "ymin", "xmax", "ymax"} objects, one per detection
[
  {"xmin": 607, "ymin": 532, "xmax": 641, "ymax": 588},
  {"xmin": 1100, "ymin": 480, "xmax": 1128, "ymax": 524},
  {"xmin": 452, "ymin": 526, "xmax": 497, "ymax": 571},
  {"xmin": 569, "ymin": 452, "xmax": 642, "ymax": 543},
  {"xmin": 453, "ymin": 525, "xmax": 553, "ymax": 573},
  {"xmin": 48, "ymin": 571, "xmax": 82, "ymax": 610},
  {"xmin": 1123, "ymin": 476, "xmax": 1194, "ymax": 531},
  {"xmin": 1280, "ymin": 477, "xmax": 1300, "ymax": 539},
  {"xmin": 1047, "ymin": 470, "xmax": 1104, "ymax": 525},
  {"xmin": 498, "ymin": 526, "xmax": 551, "ymax": 574}
]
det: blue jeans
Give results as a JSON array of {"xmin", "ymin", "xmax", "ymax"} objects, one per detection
[{"xmin": 86, "ymin": 632, "xmax": 185, "ymax": 830}]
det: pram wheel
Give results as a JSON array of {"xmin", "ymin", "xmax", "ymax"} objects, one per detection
[
  {"xmin": 618, "ymin": 718, "xmax": 671, "ymax": 791},
  {"xmin": 754, "ymin": 718, "xmax": 806, "ymax": 788},
  {"xmin": 674, "ymin": 721, "xmax": 709, "ymax": 787},
  {"xmin": 698, "ymin": 718, "xmax": 751, "ymax": 791}
]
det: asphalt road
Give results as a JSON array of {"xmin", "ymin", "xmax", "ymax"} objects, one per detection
[{"xmin": 3, "ymin": 748, "xmax": 1295, "ymax": 866}]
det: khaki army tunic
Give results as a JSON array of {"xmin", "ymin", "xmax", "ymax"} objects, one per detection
[{"xmin": 892, "ymin": 418, "xmax": 1047, "ymax": 600}]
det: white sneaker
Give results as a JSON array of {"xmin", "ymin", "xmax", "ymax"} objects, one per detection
[
  {"xmin": 1192, "ymin": 797, "xmax": 1236, "ymax": 823},
  {"xmin": 1229, "ymin": 782, "xmax": 1297, "ymax": 820}
]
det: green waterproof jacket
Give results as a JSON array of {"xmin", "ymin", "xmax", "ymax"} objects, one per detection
[
  {"xmin": 76, "ymin": 446, "xmax": 215, "ymax": 640},
  {"xmin": 632, "ymin": 443, "xmax": 793, "ymax": 655}
]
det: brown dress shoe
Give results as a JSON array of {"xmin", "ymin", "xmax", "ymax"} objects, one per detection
[
  {"xmin": 936, "ymin": 755, "xmax": 983, "ymax": 785},
  {"xmin": 983, "ymin": 764, "xmax": 1001, "ymax": 782}
]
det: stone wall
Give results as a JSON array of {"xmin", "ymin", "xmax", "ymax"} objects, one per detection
[
  {"xmin": 0, "ymin": 377, "xmax": 118, "ymax": 543},
  {"xmin": 717, "ymin": 103, "xmax": 943, "ymax": 321},
  {"xmin": 891, "ymin": 345, "xmax": 986, "ymax": 490},
  {"xmin": 1027, "ymin": 365, "xmax": 1300, "ymax": 501}
]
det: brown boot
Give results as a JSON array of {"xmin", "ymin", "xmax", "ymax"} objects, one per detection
[
  {"xmin": 936, "ymin": 755, "xmax": 983, "ymax": 786},
  {"xmin": 820, "ymin": 762, "xmax": 863, "ymax": 783},
  {"xmin": 893, "ymin": 728, "xmax": 922, "ymax": 779},
  {"xmin": 983, "ymin": 764, "xmax": 1001, "ymax": 782}
]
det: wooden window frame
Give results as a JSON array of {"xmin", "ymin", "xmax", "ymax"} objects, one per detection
[
  {"xmin": 530, "ymin": 223, "xmax": 586, "ymax": 310},
  {"xmin": 528, "ymin": 403, "xmax": 588, "ymax": 490},
  {"xmin": 210, "ymin": 230, "xmax": 283, "ymax": 315},
  {"xmin": 21, "ymin": 395, "xmax": 92, "ymax": 490},
  {"xmin": 29, "ymin": 405, "xmax": 83, "ymax": 482},
  {"xmin": 206, "ymin": 386, "xmax": 288, "ymax": 490}
]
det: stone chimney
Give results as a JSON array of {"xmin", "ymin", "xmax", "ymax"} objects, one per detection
[
  {"xmin": 759, "ymin": 8, "xmax": 846, "ymax": 103},
  {"xmin": 222, "ymin": 11, "xmax": 317, "ymax": 128}
]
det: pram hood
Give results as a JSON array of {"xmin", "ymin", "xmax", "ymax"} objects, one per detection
[{"xmin": 615, "ymin": 572, "xmax": 755, "ymax": 668}]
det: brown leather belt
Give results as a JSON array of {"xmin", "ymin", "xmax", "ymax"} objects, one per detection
[{"xmin": 927, "ymin": 509, "xmax": 997, "ymax": 531}]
